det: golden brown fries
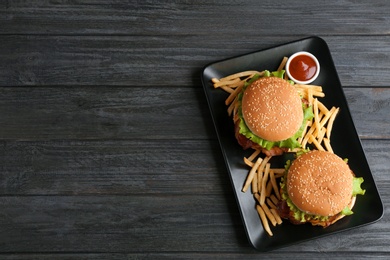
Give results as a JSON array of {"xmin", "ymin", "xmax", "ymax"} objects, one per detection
[
  {"xmin": 277, "ymin": 56, "xmax": 288, "ymax": 72},
  {"xmin": 243, "ymin": 152, "xmax": 283, "ymax": 236},
  {"xmin": 256, "ymin": 205, "xmax": 273, "ymax": 236},
  {"xmin": 242, "ymin": 157, "xmax": 263, "ymax": 193},
  {"xmin": 299, "ymin": 97, "xmax": 340, "ymax": 153}
]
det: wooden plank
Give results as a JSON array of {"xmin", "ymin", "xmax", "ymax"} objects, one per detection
[
  {"xmin": 0, "ymin": 86, "xmax": 214, "ymax": 140},
  {"xmin": 0, "ymin": 139, "xmax": 228, "ymax": 195},
  {"xmin": 2, "ymin": 252, "xmax": 390, "ymax": 259},
  {"xmin": 0, "ymin": 195, "xmax": 246, "ymax": 253},
  {"xmin": 0, "ymin": 35, "xmax": 390, "ymax": 87},
  {"xmin": 0, "ymin": 87, "xmax": 388, "ymax": 141},
  {"xmin": 0, "ymin": 183, "xmax": 388, "ymax": 253},
  {"xmin": 1, "ymin": 1, "xmax": 389, "ymax": 36},
  {"xmin": 343, "ymin": 88, "xmax": 390, "ymax": 139},
  {"xmin": 0, "ymin": 139, "xmax": 387, "ymax": 196}
]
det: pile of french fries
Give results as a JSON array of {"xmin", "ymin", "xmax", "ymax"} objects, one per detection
[
  {"xmin": 242, "ymin": 151, "xmax": 284, "ymax": 236},
  {"xmin": 211, "ymin": 71, "xmax": 263, "ymax": 118},
  {"xmin": 211, "ymin": 57, "xmax": 340, "ymax": 236},
  {"xmin": 295, "ymin": 84, "xmax": 339, "ymax": 153}
]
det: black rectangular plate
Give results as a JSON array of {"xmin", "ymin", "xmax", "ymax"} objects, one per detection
[{"xmin": 201, "ymin": 36, "xmax": 383, "ymax": 251}]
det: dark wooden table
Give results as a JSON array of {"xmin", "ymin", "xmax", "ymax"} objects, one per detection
[{"xmin": 0, "ymin": 1, "xmax": 389, "ymax": 258}]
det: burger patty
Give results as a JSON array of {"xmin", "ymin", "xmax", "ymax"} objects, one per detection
[
  {"xmin": 276, "ymin": 199, "xmax": 343, "ymax": 228},
  {"xmin": 234, "ymin": 119, "xmax": 288, "ymax": 156}
]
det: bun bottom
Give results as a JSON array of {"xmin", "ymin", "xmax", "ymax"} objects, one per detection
[
  {"xmin": 315, "ymin": 196, "xmax": 357, "ymax": 227},
  {"xmin": 278, "ymin": 196, "xmax": 356, "ymax": 228}
]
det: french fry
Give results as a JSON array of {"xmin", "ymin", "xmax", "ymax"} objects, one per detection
[
  {"xmin": 242, "ymin": 157, "xmax": 263, "ymax": 192},
  {"xmin": 266, "ymin": 180, "xmax": 273, "ymax": 197},
  {"xmin": 257, "ymin": 166, "xmax": 263, "ymax": 194},
  {"xmin": 274, "ymin": 172, "xmax": 285, "ymax": 179},
  {"xmin": 270, "ymin": 170, "xmax": 281, "ymax": 200},
  {"xmin": 211, "ymin": 78, "xmax": 219, "ymax": 84},
  {"xmin": 295, "ymin": 84, "xmax": 322, "ymax": 91},
  {"xmin": 319, "ymin": 106, "xmax": 336, "ymax": 130},
  {"xmin": 317, "ymin": 100, "xmax": 330, "ymax": 115},
  {"xmin": 259, "ymin": 156, "xmax": 271, "ymax": 171},
  {"xmin": 323, "ymin": 137, "xmax": 334, "ymax": 153},
  {"xmin": 232, "ymin": 101, "xmax": 240, "ymax": 120},
  {"xmin": 247, "ymin": 149, "xmax": 261, "ymax": 162},
  {"xmin": 313, "ymin": 98, "xmax": 321, "ymax": 134},
  {"xmin": 225, "ymin": 83, "xmax": 244, "ymax": 106},
  {"xmin": 312, "ymin": 91, "xmax": 325, "ymax": 98},
  {"xmin": 277, "ymin": 56, "xmax": 288, "ymax": 71},
  {"xmin": 262, "ymin": 203, "xmax": 277, "ymax": 226},
  {"xmin": 298, "ymin": 120, "xmax": 311, "ymax": 144},
  {"xmin": 301, "ymin": 136, "xmax": 309, "ymax": 148},
  {"xmin": 256, "ymin": 205, "xmax": 273, "ymax": 236},
  {"xmin": 244, "ymin": 157, "xmax": 254, "ymax": 167},
  {"xmin": 309, "ymin": 135, "xmax": 325, "ymax": 151},
  {"xmin": 326, "ymin": 107, "xmax": 340, "ymax": 139},
  {"xmin": 213, "ymin": 77, "xmax": 241, "ymax": 88},
  {"xmin": 266, "ymin": 197, "xmax": 277, "ymax": 209},
  {"xmin": 270, "ymin": 208, "xmax": 283, "ymax": 225},
  {"xmin": 260, "ymin": 163, "xmax": 271, "ymax": 205},
  {"xmin": 219, "ymin": 71, "xmax": 260, "ymax": 82},
  {"xmin": 257, "ymin": 156, "xmax": 271, "ymax": 193},
  {"xmin": 271, "ymin": 168, "xmax": 285, "ymax": 174},
  {"xmin": 254, "ymin": 193, "xmax": 261, "ymax": 204},
  {"xmin": 270, "ymin": 194, "xmax": 279, "ymax": 206},
  {"xmin": 222, "ymin": 86, "xmax": 235, "ymax": 93},
  {"xmin": 301, "ymin": 125, "xmax": 315, "ymax": 148},
  {"xmin": 307, "ymin": 87, "xmax": 314, "ymax": 105},
  {"xmin": 252, "ymin": 170, "xmax": 258, "ymax": 194},
  {"xmin": 317, "ymin": 127, "xmax": 327, "ymax": 144},
  {"xmin": 227, "ymin": 95, "xmax": 238, "ymax": 116}
]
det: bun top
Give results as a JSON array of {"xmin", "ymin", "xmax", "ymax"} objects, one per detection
[
  {"xmin": 241, "ymin": 77, "xmax": 303, "ymax": 142},
  {"xmin": 287, "ymin": 150, "xmax": 354, "ymax": 216}
]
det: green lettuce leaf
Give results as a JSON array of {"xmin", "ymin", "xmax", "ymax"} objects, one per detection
[
  {"xmin": 262, "ymin": 70, "xmax": 271, "ymax": 78},
  {"xmin": 352, "ymin": 177, "xmax": 366, "ymax": 196},
  {"xmin": 341, "ymin": 206, "xmax": 354, "ymax": 216},
  {"xmin": 339, "ymin": 178, "xmax": 365, "ymax": 216},
  {"xmin": 270, "ymin": 70, "xmax": 285, "ymax": 78}
]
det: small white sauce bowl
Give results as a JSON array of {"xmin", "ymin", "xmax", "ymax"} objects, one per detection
[{"xmin": 286, "ymin": 51, "xmax": 320, "ymax": 85}]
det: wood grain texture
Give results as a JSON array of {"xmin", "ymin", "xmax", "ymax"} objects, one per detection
[
  {"xmin": 0, "ymin": 87, "xmax": 388, "ymax": 140},
  {"xmin": 0, "ymin": 182, "xmax": 388, "ymax": 254},
  {"xmin": 1, "ymin": 0, "xmax": 390, "ymax": 36},
  {"xmin": 0, "ymin": 35, "xmax": 390, "ymax": 87},
  {"xmin": 0, "ymin": 86, "xmax": 214, "ymax": 140},
  {"xmin": 0, "ymin": 139, "xmax": 227, "ymax": 195},
  {"xmin": 0, "ymin": 156, "xmax": 388, "ymax": 254},
  {"xmin": 0, "ymin": 139, "xmax": 387, "ymax": 196},
  {"xmin": 1, "ymin": 0, "xmax": 390, "ymax": 258},
  {"xmin": 2, "ymin": 253, "xmax": 390, "ymax": 260}
]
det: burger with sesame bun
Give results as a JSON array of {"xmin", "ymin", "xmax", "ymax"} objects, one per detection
[
  {"xmin": 278, "ymin": 150, "xmax": 366, "ymax": 227},
  {"xmin": 234, "ymin": 71, "xmax": 314, "ymax": 156}
]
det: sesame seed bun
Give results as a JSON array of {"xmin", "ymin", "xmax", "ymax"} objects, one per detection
[
  {"xmin": 241, "ymin": 77, "xmax": 303, "ymax": 142},
  {"xmin": 287, "ymin": 150, "xmax": 354, "ymax": 217}
]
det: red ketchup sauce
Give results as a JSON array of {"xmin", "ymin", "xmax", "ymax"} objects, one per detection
[{"xmin": 289, "ymin": 54, "xmax": 317, "ymax": 82}]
